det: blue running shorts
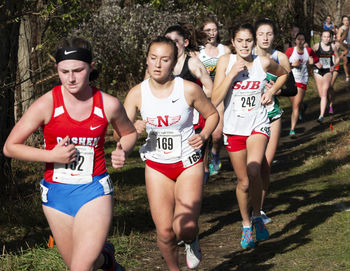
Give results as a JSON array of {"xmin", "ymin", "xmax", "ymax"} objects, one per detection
[{"xmin": 40, "ymin": 172, "xmax": 113, "ymax": 217}]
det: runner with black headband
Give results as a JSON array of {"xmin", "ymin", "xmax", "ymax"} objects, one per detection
[{"xmin": 3, "ymin": 37, "xmax": 137, "ymax": 271}]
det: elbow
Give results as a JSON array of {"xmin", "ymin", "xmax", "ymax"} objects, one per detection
[{"xmin": 3, "ymin": 143, "xmax": 11, "ymax": 158}]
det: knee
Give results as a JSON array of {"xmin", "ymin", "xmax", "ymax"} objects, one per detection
[
  {"xmin": 236, "ymin": 177, "xmax": 249, "ymax": 193},
  {"xmin": 247, "ymin": 163, "xmax": 261, "ymax": 181},
  {"xmin": 157, "ymin": 228, "xmax": 176, "ymax": 246},
  {"xmin": 173, "ymin": 212, "xmax": 198, "ymax": 241}
]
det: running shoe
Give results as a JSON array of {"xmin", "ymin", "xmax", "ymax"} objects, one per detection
[
  {"xmin": 260, "ymin": 210, "xmax": 272, "ymax": 224},
  {"xmin": 329, "ymin": 106, "xmax": 334, "ymax": 114},
  {"xmin": 253, "ymin": 216, "xmax": 270, "ymax": 242},
  {"xmin": 209, "ymin": 163, "xmax": 218, "ymax": 176},
  {"xmin": 209, "ymin": 153, "xmax": 221, "ymax": 175},
  {"xmin": 240, "ymin": 226, "xmax": 255, "ymax": 249},
  {"xmin": 102, "ymin": 242, "xmax": 125, "ymax": 271},
  {"xmin": 184, "ymin": 236, "xmax": 202, "ymax": 269},
  {"xmin": 289, "ymin": 130, "xmax": 296, "ymax": 139},
  {"xmin": 317, "ymin": 116, "xmax": 324, "ymax": 124}
]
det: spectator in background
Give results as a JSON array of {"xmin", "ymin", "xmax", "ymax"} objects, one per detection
[{"xmin": 323, "ymin": 15, "xmax": 335, "ymax": 32}]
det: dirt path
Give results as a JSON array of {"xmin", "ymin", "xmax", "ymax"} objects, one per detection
[{"xmin": 133, "ymin": 82, "xmax": 350, "ymax": 271}]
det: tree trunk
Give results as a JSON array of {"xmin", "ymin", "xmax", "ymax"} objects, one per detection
[
  {"xmin": 16, "ymin": 15, "xmax": 35, "ymax": 122},
  {"xmin": 335, "ymin": 0, "xmax": 343, "ymax": 26},
  {"xmin": 0, "ymin": 1, "xmax": 23, "ymax": 194}
]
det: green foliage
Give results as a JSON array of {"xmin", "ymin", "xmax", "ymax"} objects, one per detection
[{"xmin": 73, "ymin": 0, "xmax": 216, "ymax": 93}]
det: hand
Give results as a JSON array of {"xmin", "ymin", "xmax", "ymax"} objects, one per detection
[
  {"xmin": 188, "ymin": 134, "xmax": 204, "ymax": 150},
  {"xmin": 134, "ymin": 120, "xmax": 147, "ymax": 134},
  {"xmin": 111, "ymin": 142, "xmax": 126, "ymax": 169},
  {"xmin": 51, "ymin": 136, "xmax": 76, "ymax": 164},
  {"xmin": 265, "ymin": 80, "xmax": 274, "ymax": 90},
  {"xmin": 315, "ymin": 62, "xmax": 323, "ymax": 69},
  {"xmin": 229, "ymin": 59, "xmax": 247, "ymax": 77},
  {"xmin": 330, "ymin": 65, "xmax": 335, "ymax": 72},
  {"xmin": 261, "ymin": 91, "xmax": 273, "ymax": 105}
]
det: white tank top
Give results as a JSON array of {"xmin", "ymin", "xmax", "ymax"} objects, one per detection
[
  {"xmin": 198, "ymin": 43, "xmax": 226, "ymax": 80},
  {"xmin": 223, "ymin": 54, "xmax": 269, "ymax": 136},
  {"xmin": 288, "ymin": 47, "xmax": 310, "ymax": 84},
  {"xmin": 139, "ymin": 77, "xmax": 197, "ymax": 164}
]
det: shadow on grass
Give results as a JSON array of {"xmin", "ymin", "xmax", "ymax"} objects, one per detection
[
  {"xmin": 210, "ymin": 198, "xmax": 350, "ymax": 271},
  {"xmin": 200, "ymin": 85, "xmax": 350, "ymax": 270}
]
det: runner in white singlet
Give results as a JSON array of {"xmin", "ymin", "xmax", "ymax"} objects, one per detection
[
  {"xmin": 285, "ymin": 32, "xmax": 320, "ymax": 137},
  {"xmin": 212, "ymin": 23, "xmax": 288, "ymax": 249},
  {"xmin": 254, "ymin": 18, "xmax": 293, "ymax": 224},
  {"xmin": 124, "ymin": 36, "xmax": 218, "ymax": 270},
  {"xmin": 196, "ymin": 18, "xmax": 231, "ymax": 177}
]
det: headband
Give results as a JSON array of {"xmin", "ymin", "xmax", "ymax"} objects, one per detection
[{"xmin": 55, "ymin": 47, "xmax": 92, "ymax": 64}]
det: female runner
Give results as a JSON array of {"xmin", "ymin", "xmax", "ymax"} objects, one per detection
[
  {"xmin": 285, "ymin": 32, "xmax": 320, "ymax": 137},
  {"xmin": 254, "ymin": 18, "xmax": 294, "ymax": 223},
  {"xmin": 329, "ymin": 34, "xmax": 348, "ymax": 113},
  {"xmin": 3, "ymin": 37, "xmax": 137, "ymax": 271},
  {"xmin": 337, "ymin": 15, "xmax": 350, "ymax": 82},
  {"xmin": 196, "ymin": 18, "xmax": 231, "ymax": 176},
  {"xmin": 212, "ymin": 23, "xmax": 288, "ymax": 249},
  {"xmin": 124, "ymin": 36, "xmax": 218, "ymax": 270},
  {"xmin": 164, "ymin": 24, "xmax": 214, "ymax": 183},
  {"xmin": 312, "ymin": 30, "xmax": 339, "ymax": 123}
]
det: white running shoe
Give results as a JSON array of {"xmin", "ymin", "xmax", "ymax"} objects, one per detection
[
  {"xmin": 260, "ymin": 210, "xmax": 272, "ymax": 224},
  {"xmin": 184, "ymin": 236, "xmax": 202, "ymax": 269}
]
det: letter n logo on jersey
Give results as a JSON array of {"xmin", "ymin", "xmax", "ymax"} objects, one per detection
[
  {"xmin": 147, "ymin": 115, "xmax": 181, "ymax": 127},
  {"xmin": 157, "ymin": 115, "xmax": 169, "ymax": 127}
]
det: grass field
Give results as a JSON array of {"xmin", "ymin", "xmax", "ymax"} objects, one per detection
[{"xmin": 1, "ymin": 75, "xmax": 350, "ymax": 270}]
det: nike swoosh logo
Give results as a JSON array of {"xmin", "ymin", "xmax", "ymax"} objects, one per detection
[
  {"xmin": 90, "ymin": 125, "xmax": 101, "ymax": 130},
  {"xmin": 172, "ymin": 99, "xmax": 179, "ymax": 103},
  {"xmin": 64, "ymin": 50, "xmax": 77, "ymax": 55}
]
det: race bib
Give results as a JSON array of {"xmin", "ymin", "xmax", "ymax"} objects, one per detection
[
  {"xmin": 53, "ymin": 146, "xmax": 94, "ymax": 184},
  {"xmin": 233, "ymin": 91, "xmax": 261, "ymax": 114},
  {"xmin": 149, "ymin": 130, "xmax": 182, "ymax": 159},
  {"xmin": 182, "ymin": 151, "xmax": 202, "ymax": 168},
  {"xmin": 320, "ymin": 57, "xmax": 331, "ymax": 69}
]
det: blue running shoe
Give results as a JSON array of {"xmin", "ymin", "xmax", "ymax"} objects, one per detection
[
  {"xmin": 211, "ymin": 153, "xmax": 222, "ymax": 170},
  {"xmin": 209, "ymin": 163, "xmax": 218, "ymax": 176},
  {"xmin": 241, "ymin": 226, "xmax": 255, "ymax": 249},
  {"xmin": 253, "ymin": 216, "xmax": 270, "ymax": 241},
  {"xmin": 209, "ymin": 153, "xmax": 221, "ymax": 175},
  {"xmin": 102, "ymin": 242, "xmax": 125, "ymax": 271}
]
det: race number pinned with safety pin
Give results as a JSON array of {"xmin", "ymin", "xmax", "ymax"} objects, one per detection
[
  {"xmin": 149, "ymin": 130, "xmax": 182, "ymax": 159},
  {"xmin": 233, "ymin": 90, "xmax": 261, "ymax": 115},
  {"xmin": 319, "ymin": 57, "xmax": 331, "ymax": 69},
  {"xmin": 53, "ymin": 146, "xmax": 94, "ymax": 184}
]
